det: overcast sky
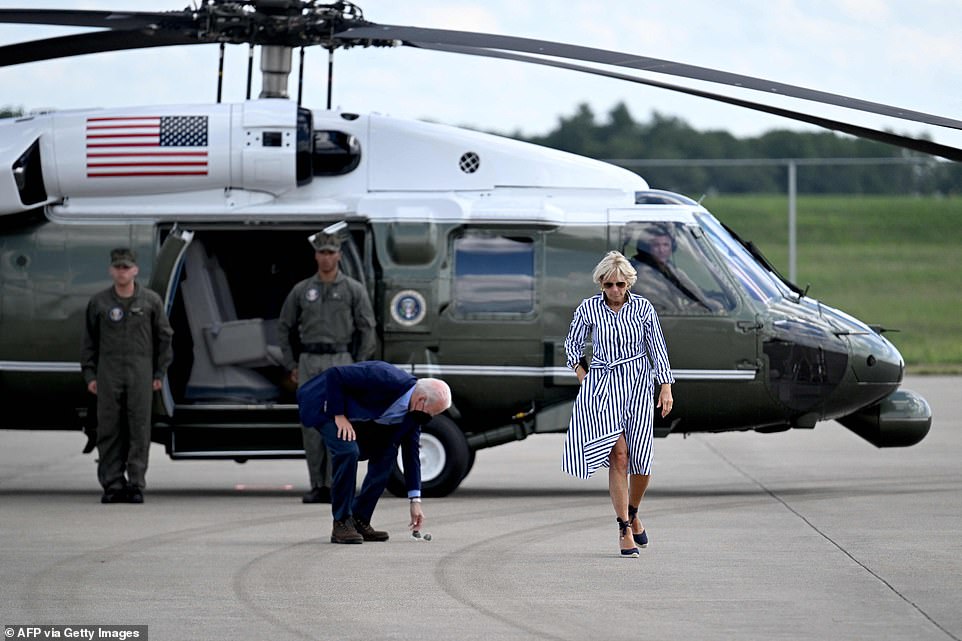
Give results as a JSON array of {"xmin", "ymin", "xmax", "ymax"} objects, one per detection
[{"xmin": 2, "ymin": 0, "xmax": 961, "ymax": 153}]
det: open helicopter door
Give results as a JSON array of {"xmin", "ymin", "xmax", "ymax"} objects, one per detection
[{"xmin": 147, "ymin": 226, "xmax": 194, "ymax": 419}]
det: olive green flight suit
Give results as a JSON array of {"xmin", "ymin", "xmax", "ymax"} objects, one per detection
[
  {"xmin": 277, "ymin": 271, "xmax": 376, "ymax": 491},
  {"xmin": 81, "ymin": 284, "xmax": 174, "ymax": 492}
]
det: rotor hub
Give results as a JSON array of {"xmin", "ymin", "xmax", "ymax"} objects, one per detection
[{"xmin": 189, "ymin": 0, "xmax": 396, "ymax": 49}]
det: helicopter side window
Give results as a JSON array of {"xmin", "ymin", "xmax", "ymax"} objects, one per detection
[
  {"xmin": 453, "ymin": 234, "xmax": 535, "ymax": 315},
  {"xmin": 622, "ymin": 222, "xmax": 735, "ymax": 315}
]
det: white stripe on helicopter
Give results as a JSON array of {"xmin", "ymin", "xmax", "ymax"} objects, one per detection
[{"xmin": 0, "ymin": 360, "xmax": 756, "ymax": 381}]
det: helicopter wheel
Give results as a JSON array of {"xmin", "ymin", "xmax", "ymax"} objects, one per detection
[
  {"xmin": 386, "ymin": 415, "xmax": 470, "ymax": 498},
  {"xmin": 462, "ymin": 447, "xmax": 476, "ymax": 481}
]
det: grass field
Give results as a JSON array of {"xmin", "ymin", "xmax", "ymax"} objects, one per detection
[{"xmin": 700, "ymin": 194, "xmax": 962, "ymax": 371}]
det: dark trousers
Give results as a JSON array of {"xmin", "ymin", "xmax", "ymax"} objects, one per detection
[
  {"xmin": 319, "ymin": 420, "xmax": 399, "ymax": 522},
  {"xmin": 97, "ymin": 378, "xmax": 152, "ymax": 491}
]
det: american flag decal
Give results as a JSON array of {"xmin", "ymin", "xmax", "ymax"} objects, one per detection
[{"xmin": 86, "ymin": 115, "xmax": 209, "ymax": 178}]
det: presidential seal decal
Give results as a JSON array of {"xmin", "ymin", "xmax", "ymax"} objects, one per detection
[
  {"xmin": 108, "ymin": 306, "xmax": 124, "ymax": 322},
  {"xmin": 390, "ymin": 290, "xmax": 427, "ymax": 327}
]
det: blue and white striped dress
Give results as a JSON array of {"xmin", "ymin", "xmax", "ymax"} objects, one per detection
[{"xmin": 562, "ymin": 291, "xmax": 674, "ymax": 478}]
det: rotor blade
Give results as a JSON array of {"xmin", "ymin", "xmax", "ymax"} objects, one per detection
[
  {"xmin": 0, "ymin": 9, "xmax": 186, "ymax": 31},
  {"xmin": 0, "ymin": 30, "xmax": 205, "ymax": 67},
  {"xmin": 336, "ymin": 24, "xmax": 962, "ymax": 132},
  {"xmin": 413, "ymin": 42, "xmax": 962, "ymax": 162}
]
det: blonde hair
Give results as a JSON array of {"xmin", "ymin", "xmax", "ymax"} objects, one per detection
[{"xmin": 591, "ymin": 251, "xmax": 637, "ymax": 288}]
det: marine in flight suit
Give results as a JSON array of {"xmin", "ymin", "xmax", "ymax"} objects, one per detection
[
  {"xmin": 81, "ymin": 248, "xmax": 173, "ymax": 504},
  {"xmin": 277, "ymin": 230, "xmax": 377, "ymax": 503}
]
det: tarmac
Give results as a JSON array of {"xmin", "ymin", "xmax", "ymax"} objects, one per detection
[{"xmin": 1, "ymin": 375, "xmax": 959, "ymax": 641}]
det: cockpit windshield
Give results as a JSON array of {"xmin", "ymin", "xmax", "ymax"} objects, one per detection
[
  {"xmin": 621, "ymin": 222, "xmax": 736, "ymax": 315},
  {"xmin": 695, "ymin": 212, "xmax": 784, "ymax": 304}
]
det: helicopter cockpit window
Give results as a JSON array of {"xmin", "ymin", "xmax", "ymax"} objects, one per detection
[
  {"xmin": 453, "ymin": 234, "xmax": 535, "ymax": 315},
  {"xmin": 622, "ymin": 222, "xmax": 736, "ymax": 315},
  {"xmin": 695, "ymin": 212, "xmax": 783, "ymax": 304}
]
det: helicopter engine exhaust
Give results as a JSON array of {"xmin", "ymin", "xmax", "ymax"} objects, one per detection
[{"xmin": 836, "ymin": 388, "xmax": 932, "ymax": 447}]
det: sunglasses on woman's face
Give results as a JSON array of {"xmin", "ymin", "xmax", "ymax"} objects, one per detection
[{"xmin": 602, "ymin": 281, "xmax": 627, "ymax": 289}]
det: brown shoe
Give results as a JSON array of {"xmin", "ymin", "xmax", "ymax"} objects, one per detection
[
  {"xmin": 353, "ymin": 517, "xmax": 390, "ymax": 542},
  {"xmin": 331, "ymin": 519, "xmax": 363, "ymax": 544}
]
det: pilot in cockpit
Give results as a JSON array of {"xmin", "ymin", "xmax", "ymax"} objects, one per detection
[{"xmin": 629, "ymin": 224, "xmax": 724, "ymax": 313}]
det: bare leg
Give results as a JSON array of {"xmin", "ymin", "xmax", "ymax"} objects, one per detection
[
  {"xmin": 628, "ymin": 474, "xmax": 650, "ymax": 535},
  {"xmin": 608, "ymin": 434, "xmax": 635, "ymax": 551}
]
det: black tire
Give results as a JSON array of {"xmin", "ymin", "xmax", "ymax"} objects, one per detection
[
  {"xmin": 462, "ymin": 447, "xmax": 476, "ymax": 481},
  {"xmin": 386, "ymin": 415, "xmax": 470, "ymax": 498}
]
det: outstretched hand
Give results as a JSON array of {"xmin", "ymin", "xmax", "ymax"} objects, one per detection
[{"xmin": 409, "ymin": 501, "xmax": 424, "ymax": 531}]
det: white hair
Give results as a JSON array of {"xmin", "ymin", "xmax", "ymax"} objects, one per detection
[{"xmin": 415, "ymin": 378, "xmax": 452, "ymax": 412}]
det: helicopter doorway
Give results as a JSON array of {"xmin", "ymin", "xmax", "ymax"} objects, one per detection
[{"xmin": 151, "ymin": 224, "xmax": 372, "ymax": 459}]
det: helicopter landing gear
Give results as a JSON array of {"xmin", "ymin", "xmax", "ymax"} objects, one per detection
[{"xmin": 386, "ymin": 414, "xmax": 471, "ymax": 498}]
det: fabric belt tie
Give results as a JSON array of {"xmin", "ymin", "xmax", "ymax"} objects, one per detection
[
  {"xmin": 589, "ymin": 353, "xmax": 646, "ymax": 404},
  {"xmin": 302, "ymin": 342, "xmax": 350, "ymax": 355}
]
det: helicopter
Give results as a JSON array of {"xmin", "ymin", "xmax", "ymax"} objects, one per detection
[{"xmin": 0, "ymin": 1, "xmax": 947, "ymax": 497}]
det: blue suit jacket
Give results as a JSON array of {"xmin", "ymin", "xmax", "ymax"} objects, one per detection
[{"xmin": 296, "ymin": 360, "xmax": 422, "ymax": 493}]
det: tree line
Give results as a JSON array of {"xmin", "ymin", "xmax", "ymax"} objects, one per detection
[{"xmin": 505, "ymin": 103, "xmax": 962, "ymax": 196}]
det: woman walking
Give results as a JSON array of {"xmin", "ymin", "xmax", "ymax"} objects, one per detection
[{"xmin": 563, "ymin": 251, "xmax": 674, "ymax": 557}]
